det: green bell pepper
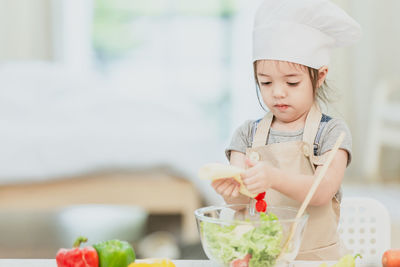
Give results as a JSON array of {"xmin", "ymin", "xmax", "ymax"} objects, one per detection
[{"xmin": 93, "ymin": 239, "xmax": 136, "ymax": 267}]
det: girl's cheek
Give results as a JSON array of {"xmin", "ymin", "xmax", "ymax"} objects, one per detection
[{"xmin": 262, "ymin": 98, "xmax": 270, "ymax": 107}]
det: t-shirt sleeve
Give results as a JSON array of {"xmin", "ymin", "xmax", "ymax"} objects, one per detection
[
  {"xmin": 319, "ymin": 118, "xmax": 352, "ymax": 166},
  {"xmin": 225, "ymin": 120, "xmax": 254, "ymax": 161}
]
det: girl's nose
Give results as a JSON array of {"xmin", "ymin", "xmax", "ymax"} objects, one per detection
[{"xmin": 272, "ymin": 85, "xmax": 286, "ymax": 98}]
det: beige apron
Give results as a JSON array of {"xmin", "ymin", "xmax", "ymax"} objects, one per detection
[{"xmin": 246, "ymin": 105, "xmax": 345, "ymax": 260}]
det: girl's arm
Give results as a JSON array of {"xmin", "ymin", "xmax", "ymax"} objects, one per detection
[
  {"xmin": 211, "ymin": 151, "xmax": 251, "ymax": 204},
  {"xmin": 243, "ymin": 149, "xmax": 348, "ymax": 206},
  {"xmin": 230, "ymin": 150, "xmax": 247, "ymax": 169}
]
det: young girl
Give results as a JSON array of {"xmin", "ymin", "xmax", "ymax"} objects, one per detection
[{"xmin": 212, "ymin": 0, "xmax": 361, "ymax": 261}]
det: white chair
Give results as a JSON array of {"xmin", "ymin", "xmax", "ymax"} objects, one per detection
[
  {"xmin": 339, "ymin": 197, "xmax": 391, "ymax": 266},
  {"xmin": 363, "ymin": 80, "xmax": 400, "ymax": 181}
]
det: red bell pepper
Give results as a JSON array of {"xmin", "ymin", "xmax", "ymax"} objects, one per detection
[{"xmin": 56, "ymin": 236, "xmax": 99, "ymax": 267}]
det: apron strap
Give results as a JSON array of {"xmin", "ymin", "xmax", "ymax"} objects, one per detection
[
  {"xmin": 302, "ymin": 104, "xmax": 323, "ymax": 146},
  {"xmin": 252, "ymin": 112, "xmax": 273, "ymax": 148}
]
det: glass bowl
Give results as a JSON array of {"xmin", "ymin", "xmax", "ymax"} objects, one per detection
[{"xmin": 194, "ymin": 204, "xmax": 308, "ymax": 267}]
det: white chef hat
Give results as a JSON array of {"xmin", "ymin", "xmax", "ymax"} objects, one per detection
[{"xmin": 253, "ymin": 0, "xmax": 362, "ymax": 69}]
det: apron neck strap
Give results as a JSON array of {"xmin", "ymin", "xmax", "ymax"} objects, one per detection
[
  {"xmin": 302, "ymin": 104, "xmax": 322, "ymax": 145},
  {"xmin": 252, "ymin": 112, "xmax": 273, "ymax": 148},
  {"xmin": 251, "ymin": 104, "xmax": 322, "ymax": 148}
]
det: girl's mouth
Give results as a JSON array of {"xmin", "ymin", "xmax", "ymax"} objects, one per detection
[{"xmin": 274, "ymin": 104, "xmax": 289, "ymax": 111}]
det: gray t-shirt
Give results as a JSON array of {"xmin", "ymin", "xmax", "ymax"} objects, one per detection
[{"xmin": 225, "ymin": 116, "xmax": 352, "ymax": 166}]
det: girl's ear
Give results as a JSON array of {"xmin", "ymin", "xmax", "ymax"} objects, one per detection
[{"xmin": 317, "ymin": 66, "xmax": 329, "ymax": 88}]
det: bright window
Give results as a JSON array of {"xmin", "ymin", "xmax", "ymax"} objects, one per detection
[{"xmin": 91, "ymin": 0, "xmax": 238, "ymax": 138}]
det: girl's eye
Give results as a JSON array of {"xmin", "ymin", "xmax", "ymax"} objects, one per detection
[
  {"xmin": 287, "ymin": 82, "xmax": 300, "ymax": 86},
  {"xmin": 261, "ymin": 82, "xmax": 271, "ymax": 86}
]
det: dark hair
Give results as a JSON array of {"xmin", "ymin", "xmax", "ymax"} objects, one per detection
[{"xmin": 253, "ymin": 60, "xmax": 330, "ymax": 111}]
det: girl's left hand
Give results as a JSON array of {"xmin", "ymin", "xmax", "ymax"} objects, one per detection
[{"xmin": 241, "ymin": 158, "xmax": 276, "ymax": 195}]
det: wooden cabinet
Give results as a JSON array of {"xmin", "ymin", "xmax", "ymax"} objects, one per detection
[{"xmin": 0, "ymin": 168, "xmax": 202, "ymax": 258}]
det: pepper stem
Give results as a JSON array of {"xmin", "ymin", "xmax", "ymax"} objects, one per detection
[
  {"xmin": 354, "ymin": 253, "xmax": 362, "ymax": 260},
  {"xmin": 73, "ymin": 236, "xmax": 88, "ymax": 248}
]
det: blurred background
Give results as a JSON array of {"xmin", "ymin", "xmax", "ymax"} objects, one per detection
[{"xmin": 0, "ymin": 0, "xmax": 399, "ymax": 260}]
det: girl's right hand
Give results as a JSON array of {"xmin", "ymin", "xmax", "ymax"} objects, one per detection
[{"xmin": 211, "ymin": 178, "xmax": 250, "ymax": 204}]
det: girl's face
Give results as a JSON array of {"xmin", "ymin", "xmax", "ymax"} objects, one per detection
[{"xmin": 256, "ymin": 60, "xmax": 315, "ymax": 124}]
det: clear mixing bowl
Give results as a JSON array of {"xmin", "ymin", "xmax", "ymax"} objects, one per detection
[{"xmin": 194, "ymin": 204, "xmax": 308, "ymax": 267}]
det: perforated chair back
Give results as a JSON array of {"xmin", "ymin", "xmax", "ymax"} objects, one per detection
[{"xmin": 339, "ymin": 197, "xmax": 391, "ymax": 266}]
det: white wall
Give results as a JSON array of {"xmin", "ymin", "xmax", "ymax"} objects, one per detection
[
  {"xmin": 297, "ymin": 0, "xmax": 400, "ymax": 179},
  {"xmin": 0, "ymin": 0, "xmax": 52, "ymax": 60},
  {"xmin": 346, "ymin": 0, "xmax": 400, "ymax": 178}
]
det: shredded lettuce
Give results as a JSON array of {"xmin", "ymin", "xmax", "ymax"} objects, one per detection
[{"xmin": 201, "ymin": 212, "xmax": 283, "ymax": 267}]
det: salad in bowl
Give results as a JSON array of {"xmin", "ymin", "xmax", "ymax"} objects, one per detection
[{"xmin": 194, "ymin": 204, "xmax": 308, "ymax": 267}]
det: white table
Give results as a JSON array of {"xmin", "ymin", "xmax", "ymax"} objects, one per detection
[{"xmin": 0, "ymin": 259, "xmax": 339, "ymax": 267}]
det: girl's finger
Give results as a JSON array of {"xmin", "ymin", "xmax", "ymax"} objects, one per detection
[
  {"xmin": 230, "ymin": 178, "xmax": 239, "ymax": 186},
  {"xmin": 232, "ymin": 186, "xmax": 240, "ymax": 197},
  {"xmin": 242, "ymin": 168, "xmax": 256, "ymax": 179},
  {"xmin": 211, "ymin": 179, "xmax": 224, "ymax": 188},
  {"xmin": 242, "ymin": 176, "xmax": 257, "ymax": 186},
  {"xmin": 216, "ymin": 179, "xmax": 232, "ymax": 194},
  {"xmin": 241, "ymin": 172, "xmax": 250, "ymax": 182},
  {"xmin": 246, "ymin": 183, "xmax": 261, "ymax": 192},
  {"xmin": 223, "ymin": 184, "xmax": 236, "ymax": 197},
  {"xmin": 212, "ymin": 178, "xmax": 233, "ymax": 189}
]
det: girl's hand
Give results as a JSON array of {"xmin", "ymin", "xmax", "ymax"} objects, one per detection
[
  {"xmin": 212, "ymin": 178, "xmax": 239, "ymax": 198},
  {"xmin": 241, "ymin": 158, "xmax": 276, "ymax": 195},
  {"xmin": 211, "ymin": 178, "xmax": 250, "ymax": 204}
]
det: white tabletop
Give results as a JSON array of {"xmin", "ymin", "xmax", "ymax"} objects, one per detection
[{"xmin": 0, "ymin": 259, "xmax": 339, "ymax": 267}]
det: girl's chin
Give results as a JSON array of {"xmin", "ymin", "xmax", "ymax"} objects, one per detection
[{"xmin": 272, "ymin": 112, "xmax": 299, "ymax": 123}]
